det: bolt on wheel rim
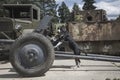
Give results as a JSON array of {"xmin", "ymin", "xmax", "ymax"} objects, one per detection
[{"xmin": 17, "ymin": 43, "xmax": 45, "ymax": 69}]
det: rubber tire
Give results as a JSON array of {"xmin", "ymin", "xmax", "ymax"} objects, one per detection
[{"xmin": 10, "ymin": 33, "xmax": 55, "ymax": 77}]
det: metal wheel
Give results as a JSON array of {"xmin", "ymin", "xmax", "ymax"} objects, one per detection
[{"xmin": 10, "ymin": 33, "xmax": 54, "ymax": 77}]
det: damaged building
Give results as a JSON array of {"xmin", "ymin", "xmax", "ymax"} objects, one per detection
[{"xmin": 67, "ymin": 9, "xmax": 120, "ymax": 56}]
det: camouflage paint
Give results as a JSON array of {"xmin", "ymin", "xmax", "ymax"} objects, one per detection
[{"xmin": 68, "ymin": 21, "xmax": 120, "ymax": 41}]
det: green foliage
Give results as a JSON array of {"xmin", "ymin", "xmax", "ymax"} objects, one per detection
[
  {"xmin": 82, "ymin": 0, "xmax": 96, "ymax": 10},
  {"xmin": 72, "ymin": 3, "xmax": 81, "ymax": 14},
  {"xmin": 71, "ymin": 3, "xmax": 81, "ymax": 21},
  {"xmin": 34, "ymin": 0, "xmax": 58, "ymax": 17},
  {"xmin": 116, "ymin": 15, "xmax": 120, "ymax": 21},
  {"xmin": 58, "ymin": 2, "xmax": 70, "ymax": 23}
]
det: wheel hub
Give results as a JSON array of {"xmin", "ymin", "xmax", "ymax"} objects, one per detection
[
  {"xmin": 27, "ymin": 49, "xmax": 39, "ymax": 62},
  {"xmin": 18, "ymin": 44, "xmax": 45, "ymax": 68}
]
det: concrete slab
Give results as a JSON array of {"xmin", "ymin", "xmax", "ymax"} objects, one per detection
[{"xmin": 0, "ymin": 59, "xmax": 120, "ymax": 80}]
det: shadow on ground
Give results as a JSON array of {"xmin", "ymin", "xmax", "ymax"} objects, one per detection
[
  {"xmin": 50, "ymin": 65, "xmax": 120, "ymax": 71},
  {"xmin": 0, "ymin": 74, "xmax": 20, "ymax": 78},
  {"xmin": 0, "ymin": 68, "xmax": 45, "ymax": 78},
  {"xmin": 0, "ymin": 64, "xmax": 120, "ymax": 78}
]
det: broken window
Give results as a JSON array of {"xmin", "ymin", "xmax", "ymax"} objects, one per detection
[
  {"xmin": 4, "ymin": 6, "xmax": 31, "ymax": 19},
  {"xmin": 33, "ymin": 9, "xmax": 38, "ymax": 20},
  {"xmin": 87, "ymin": 16, "xmax": 93, "ymax": 21}
]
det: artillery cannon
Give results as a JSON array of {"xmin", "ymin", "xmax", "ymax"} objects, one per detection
[{"xmin": 0, "ymin": 4, "xmax": 120, "ymax": 77}]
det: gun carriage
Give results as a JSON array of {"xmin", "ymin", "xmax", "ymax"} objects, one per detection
[{"xmin": 0, "ymin": 4, "xmax": 120, "ymax": 77}]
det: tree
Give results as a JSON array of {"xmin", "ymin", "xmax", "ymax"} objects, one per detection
[
  {"xmin": 45, "ymin": 0, "xmax": 58, "ymax": 22},
  {"xmin": 116, "ymin": 15, "xmax": 120, "ymax": 21},
  {"xmin": 58, "ymin": 2, "xmax": 70, "ymax": 23},
  {"xmin": 82, "ymin": 0, "xmax": 96, "ymax": 10},
  {"xmin": 72, "ymin": 3, "xmax": 81, "ymax": 14},
  {"xmin": 34, "ymin": 0, "xmax": 58, "ymax": 18},
  {"xmin": 71, "ymin": 3, "xmax": 81, "ymax": 21}
]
